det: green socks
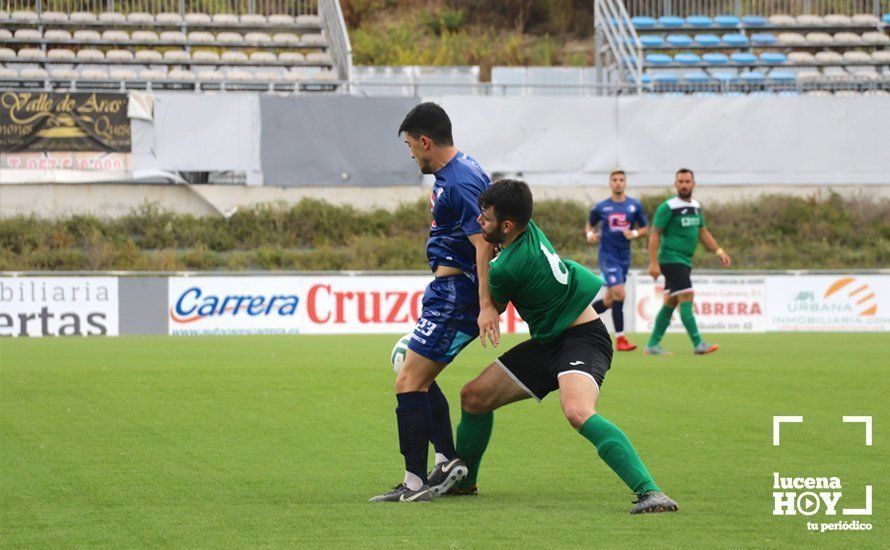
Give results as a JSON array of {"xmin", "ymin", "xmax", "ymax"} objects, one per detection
[
  {"xmin": 579, "ymin": 414, "xmax": 660, "ymax": 495},
  {"xmin": 647, "ymin": 305, "xmax": 675, "ymax": 347},
  {"xmin": 647, "ymin": 302, "xmax": 702, "ymax": 348},
  {"xmin": 455, "ymin": 409, "xmax": 493, "ymax": 488},
  {"xmin": 679, "ymin": 301, "xmax": 702, "ymax": 347},
  {"xmin": 457, "ymin": 410, "xmax": 661, "ymax": 495}
]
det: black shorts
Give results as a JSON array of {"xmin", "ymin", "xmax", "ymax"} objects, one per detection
[
  {"xmin": 496, "ymin": 319, "xmax": 613, "ymax": 402},
  {"xmin": 660, "ymin": 263, "xmax": 693, "ymax": 296}
]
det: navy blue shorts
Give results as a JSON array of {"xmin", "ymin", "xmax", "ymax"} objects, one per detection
[
  {"xmin": 407, "ymin": 273, "xmax": 480, "ymax": 365},
  {"xmin": 599, "ymin": 256, "xmax": 630, "ymax": 288}
]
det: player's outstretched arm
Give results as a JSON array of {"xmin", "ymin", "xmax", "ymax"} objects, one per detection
[
  {"xmin": 469, "ymin": 233, "xmax": 500, "ymax": 348},
  {"xmin": 647, "ymin": 228, "xmax": 661, "ymax": 279},
  {"xmin": 699, "ymin": 228, "xmax": 731, "ymax": 267}
]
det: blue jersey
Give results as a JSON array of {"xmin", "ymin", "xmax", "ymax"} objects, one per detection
[
  {"xmin": 588, "ymin": 197, "xmax": 648, "ymax": 262},
  {"xmin": 426, "ymin": 151, "xmax": 490, "ymax": 273}
]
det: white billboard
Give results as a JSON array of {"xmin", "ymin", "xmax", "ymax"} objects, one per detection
[
  {"xmin": 167, "ymin": 275, "xmax": 532, "ymax": 337},
  {"xmin": 296, "ymin": 275, "xmax": 529, "ymax": 336},
  {"xmin": 0, "ymin": 277, "xmax": 118, "ymax": 337},
  {"xmin": 167, "ymin": 277, "xmax": 303, "ymax": 335},
  {"xmin": 634, "ymin": 274, "xmax": 766, "ymax": 333},
  {"xmin": 300, "ymin": 276, "xmax": 426, "ymax": 334},
  {"xmin": 766, "ymin": 275, "xmax": 890, "ymax": 332}
]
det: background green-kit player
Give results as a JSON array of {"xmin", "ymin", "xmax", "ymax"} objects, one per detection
[
  {"xmin": 645, "ymin": 169, "xmax": 732, "ymax": 356},
  {"xmin": 437, "ymin": 179, "xmax": 678, "ymax": 514}
]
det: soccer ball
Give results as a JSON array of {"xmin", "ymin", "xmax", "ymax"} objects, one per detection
[{"xmin": 390, "ymin": 333, "xmax": 412, "ymax": 374}]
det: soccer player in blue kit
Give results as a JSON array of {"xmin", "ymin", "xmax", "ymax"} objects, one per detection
[
  {"xmin": 585, "ymin": 170, "xmax": 648, "ymax": 352},
  {"xmin": 371, "ymin": 102, "xmax": 499, "ymax": 502}
]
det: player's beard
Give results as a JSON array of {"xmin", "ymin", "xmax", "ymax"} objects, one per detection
[
  {"xmin": 482, "ymin": 226, "xmax": 506, "ymax": 244},
  {"xmin": 678, "ymin": 188, "xmax": 693, "ymax": 200},
  {"xmin": 416, "ymin": 156, "xmax": 435, "ymax": 174}
]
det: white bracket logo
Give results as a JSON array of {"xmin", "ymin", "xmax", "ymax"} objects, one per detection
[
  {"xmin": 843, "ymin": 416, "xmax": 873, "ymax": 446},
  {"xmin": 773, "ymin": 415, "xmax": 803, "ymax": 446},
  {"xmin": 772, "ymin": 415, "xmax": 873, "ymax": 517}
]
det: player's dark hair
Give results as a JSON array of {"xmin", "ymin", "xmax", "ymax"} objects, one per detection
[
  {"xmin": 609, "ymin": 170, "xmax": 625, "ymax": 178},
  {"xmin": 676, "ymin": 168, "xmax": 695, "ymax": 179},
  {"xmin": 397, "ymin": 102, "xmax": 454, "ymax": 146},
  {"xmin": 478, "ymin": 179, "xmax": 533, "ymax": 228}
]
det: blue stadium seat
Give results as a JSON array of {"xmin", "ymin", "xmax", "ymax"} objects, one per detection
[
  {"xmin": 760, "ymin": 52, "xmax": 788, "ymax": 64},
  {"xmin": 640, "ymin": 74, "xmax": 652, "ymax": 84},
  {"xmin": 742, "ymin": 15, "xmax": 768, "ymax": 27},
  {"xmin": 675, "ymin": 52, "xmax": 702, "ymax": 64},
  {"xmin": 703, "ymin": 52, "xmax": 730, "ymax": 64},
  {"xmin": 659, "ymin": 16, "xmax": 685, "ymax": 28},
  {"xmin": 686, "ymin": 15, "xmax": 712, "ymax": 28},
  {"xmin": 722, "ymin": 33, "xmax": 749, "ymax": 46},
  {"xmin": 695, "ymin": 33, "xmax": 721, "ymax": 46},
  {"xmin": 740, "ymin": 71, "xmax": 766, "ymax": 82},
  {"xmin": 645, "ymin": 53, "xmax": 673, "ymax": 65},
  {"xmin": 667, "ymin": 34, "xmax": 693, "ymax": 47},
  {"xmin": 632, "ymin": 16, "xmax": 657, "ymax": 29},
  {"xmin": 714, "ymin": 15, "xmax": 741, "ymax": 27},
  {"xmin": 713, "ymin": 71, "xmax": 738, "ymax": 82},
  {"xmin": 652, "ymin": 73, "xmax": 680, "ymax": 83},
  {"xmin": 883, "ymin": 14, "xmax": 890, "ymax": 24},
  {"xmin": 751, "ymin": 33, "xmax": 777, "ymax": 46},
  {"xmin": 640, "ymin": 35, "xmax": 665, "ymax": 47},
  {"xmin": 684, "ymin": 71, "xmax": 711, "ymax": 81},
  {"xmin": 731, "ymin": 52, "xmax": 758, "ymax": 64}
]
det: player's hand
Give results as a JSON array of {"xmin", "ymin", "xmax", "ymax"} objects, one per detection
[
  {"xmin": 649, "ymin": 262, "xmax": 660, "ymax": 280},
  {"xmin": 622, "ymin": 229, "xmax": 635, "ymax": 240},
  {"xmin": 717, "ymin": 249, "xmax": 732, "ymax": 267},
  {"xmin": 586, "ymin": 232, "xmax": 600, "ymax": 244},
  {"xmin": 478, "ymin": 304, "xmax": 500, "ymax": 348}
]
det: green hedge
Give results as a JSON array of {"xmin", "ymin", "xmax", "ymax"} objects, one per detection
[{"xmin": 1, "ymin": 193, "xmax": 888, "ymax": 272}]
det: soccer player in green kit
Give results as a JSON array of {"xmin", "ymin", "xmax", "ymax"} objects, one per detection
[
  {"xmin": 434, "ymin": 178, "xmax": 678, "ymax": 514},
  {"xmin": 644, "ymin": 168, "xmax": 732, "ymax": 355}
]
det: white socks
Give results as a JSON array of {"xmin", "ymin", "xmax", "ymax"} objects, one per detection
[{"xmin": 403, "ymin": 471, "xmax": 423, "ymax": 491}]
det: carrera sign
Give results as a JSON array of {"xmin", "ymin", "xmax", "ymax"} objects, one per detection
[
  {"xmin": 168, "ymin": 277, "xmax": 302, "ymax": 335},
  {"xmin": 164, "ymin": 276, "xmax": 532, "ymax": 336},
  {"xmin": 0, "ymin": 277, "xmax": 118, "ymax": 337},
  {"xmin": 766, "ymin": 275, "xmax": 890, "ymax": 331},
  {"xmin": 634, "ymin": 274, "xmax": 765, "ymax": 333}
]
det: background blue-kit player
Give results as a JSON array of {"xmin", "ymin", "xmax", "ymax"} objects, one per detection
[{"xmin": 585, "ymin": 170, "xmax": 648, "ymax": 352}]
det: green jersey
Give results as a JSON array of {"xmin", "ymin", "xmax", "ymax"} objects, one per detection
[
  {"xmin": 488, "ymin": 220, "xmax": 603, "ymax": 344},
  {"xmin": 652, "ymin": 197, "xmax": 705, "ymax": 267}
]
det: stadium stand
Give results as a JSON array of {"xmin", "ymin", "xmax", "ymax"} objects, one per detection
[
  {"xmin": 0, "ymin": 0, "xmax": 349, "ymax": 92},
  {"xmin": 595, "ymin": 0, "xmax": 890, "ymax": 94}
]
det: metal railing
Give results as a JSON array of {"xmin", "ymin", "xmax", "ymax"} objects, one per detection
[
  {"xmin": 318, "ymin": 0, "xmax": 350, "ymax": 81},
  {"xmin": 0, "ymin": 0, "xmax": 318, "ymax": 15},
  {"xmin": 346, "ymin": 78, "xmax": 890, "ymax": 96},
  {"xmin": 623, "ymin": 0, "xmax": 890, "ymax": 16},
  {"xmin": 595, "ymin": 0, "xmax": 644, "ymax": 93}
]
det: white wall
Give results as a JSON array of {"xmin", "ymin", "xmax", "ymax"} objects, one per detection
[{"xmin": 428, "ymin": 95, "xmax": 890, "ymax": 186}]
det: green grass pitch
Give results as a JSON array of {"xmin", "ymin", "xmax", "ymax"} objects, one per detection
[{"xmin": 1, "ymin": 333, "xmax": 888, "ymax": 548}]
